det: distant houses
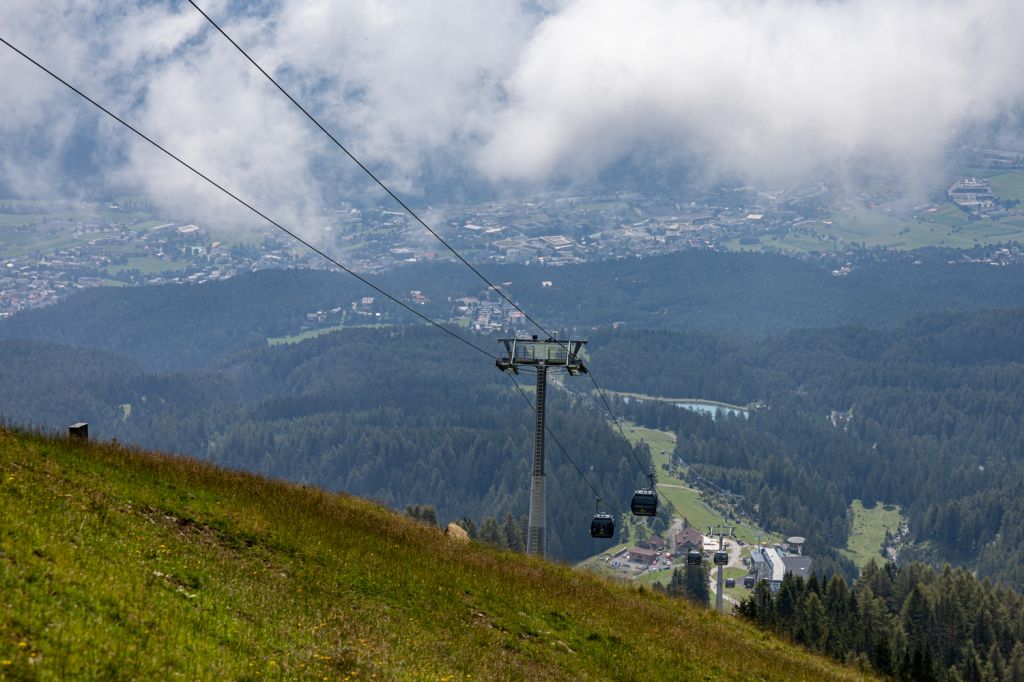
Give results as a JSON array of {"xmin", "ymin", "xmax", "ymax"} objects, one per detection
[
  {"xmin": 748, "ymin": 544, "xmax": 813, "ymax": 592},
  {"xmin": 673, "ymin": 527, "xmax": 704, "ymax": 553}
]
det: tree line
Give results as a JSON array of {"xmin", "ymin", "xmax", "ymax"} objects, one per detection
[
  {"xmin": 589, "ymin": 309, "xmax": 1024, "ymax": 588},
  {"xmin": 738, "ymin": 561, "xmax": 1024, "ymax": 681}
]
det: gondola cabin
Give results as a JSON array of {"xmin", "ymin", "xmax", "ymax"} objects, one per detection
[
  {"xmin": 630, "ymin": 488, "xmax": 658, "ymax": 516},
  {"xmin": 687, "ymin": 548, "xmax": 703, "ymax": 565},
  {"xmin": 713, "ymin": 550, "xmax": 728, "ymax": 566},
  {"xmin": 590, "ymin": 512, "xmax": 615, "ymax": 539}
]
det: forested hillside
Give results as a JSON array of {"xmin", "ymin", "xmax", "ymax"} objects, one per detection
[
  {"xmin": 590, "ymin": 310, "xmax": 1024, "ymax": 587},
  {"xmin": 0, "ymin": 328, "xmax": 641, "ymax": 562},
  {"xmin": 739, "ymin": 561, "xmax": 1024, "ymax": 680},
  {"xmin": 2, "ymin": 258, "xmax": 1024, "ymax": 579},
  {"xmin": 3, "ymin": 251, "xmax": 1023, "ymax": 372}
]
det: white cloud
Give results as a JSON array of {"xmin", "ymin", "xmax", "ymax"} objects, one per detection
[
  {"xmin": 479, "ymin": 0, "xmax": 1024, "ymax": 187},
  {"xmin": 1, "ymin": 0, "xmax": 1022, "ymax": 228}
]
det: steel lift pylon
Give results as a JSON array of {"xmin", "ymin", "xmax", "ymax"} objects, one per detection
[{"xmin": 497, "ymin": 336, "xmax": 587, "ymax": 557}]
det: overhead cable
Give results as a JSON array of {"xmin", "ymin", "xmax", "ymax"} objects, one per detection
[
  {"xmin": 0, "ymin": 35, "xmax": 496, "ymax": 362},
  {"xmin": 508, "ymin": 373, "xmax": 624, "ymax": 517},
  {"xmin": 187, "ymin": 0, "xmax": 560, "ymax": 343},
  {"xmin": 186, "ymin": 2, "xmax": 679, "ymax": 506},
  {"xmin": 586, "ymin": 372, "xmax": 689, "ymax": 521},
  {"xmin": 187, "ymin": 3, "xmax": 676, "ymax": 516}
]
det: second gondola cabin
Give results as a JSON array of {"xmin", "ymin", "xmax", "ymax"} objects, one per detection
[{"xmin": 630, "ymin": 488, "xmax": 657, "ymax": 516}]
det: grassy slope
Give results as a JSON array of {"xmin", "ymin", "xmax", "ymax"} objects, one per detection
[
  {"xmin": 989, "ymin": 171, "xmax": 1024, "ymax": 202},
  {"xmin": 0, "ymin": 428, "xmax": 872, "ymax": 681},
  {"xmin": 622, "ymin": 421, "xmax": 767, "ymax": 545},
  {"xmin": 842, "ymin": 500, "xmax": 903, "ymax": 572}
]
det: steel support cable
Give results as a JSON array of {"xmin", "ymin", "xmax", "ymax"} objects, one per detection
[
  {"xmin": 685, "ymin": 465, "xmax": 755, "ymax": 533},
  {"xmin": 588, "ymin": 372, "xmax": 656, "ymax": 476},
  {"xmin": 586, "ymin": 372, "xmax": 690, "ymax": 521},
  {"xmin": 0, "ymin": 35, "xmax": 496, "ymax": 362},
  {"xmin": 187, "ymin": 3, "xmax": 651, "ymax": 477},
  {"xmin": 185, "ymin": 2, "xmax": 663, "ymax": 518},
  {"xmin": 187, "ymin": 0, "xmax": 560, "ymax": 343},
  {"xmin": 507, "ymin": 373, "xmax": 624, "ymax": 517}
]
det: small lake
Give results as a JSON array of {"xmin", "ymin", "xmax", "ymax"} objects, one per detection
[
  {"xmin": 621, "ymin": 395, "xmax": 750, "ymax": 419},
  {"xmin": 674, "ymin": 400, "xmax": 749, "ymax": 418}
]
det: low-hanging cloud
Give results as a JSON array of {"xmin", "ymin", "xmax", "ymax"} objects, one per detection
[
  {"xmin": 1, "ymin": 0, "xmax": 1023, "ymax": 235},
  {"xmin": 479, "ymin": 0, "xmax": 1024, "ymax": 188},
  {"xmin": 0, "ymin": 0, "xmax": 539, "ymax": 237}
]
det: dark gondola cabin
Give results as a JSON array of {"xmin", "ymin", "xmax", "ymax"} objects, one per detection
[
  {"xmin": 630, "ymin": 488, "xmax": 658, "ymax": 516},
  {"xmin": 687, "ymin": 548, "xmax": 703, "ymax": 565},
  {"xmin": 590, "ymin": 512, "xmax": 615, "ymax": 538},
  {"xmin": 713, "ymin": 550, "xmax": 728, "ymax": 565}
]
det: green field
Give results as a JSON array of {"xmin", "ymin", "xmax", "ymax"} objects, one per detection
[
  {"xmin": 724, "ymin": 197, "xmax": 1024, "ymax": 256},
  {"xmin": 621, "ymin": 422, "xmax": 677, "ymax": 468},
  {"xmin": 0, "ymin": 427, "xmax": 870, "ymax": 680},
  {"xmin": 619, "ymin": 421, "xmax": 766, "ymax": 545},
  {"xmin": 723, "ymin": 232, "xmax": 834, "ymax": 254},
  {"xmin": 0, "ymin": 224, "xmax": 89, "ymax": 258},
  {"xmin": 989, "ymin": 172, "xmax": 1024, "ymax": 202},
  {"xmin": 721, "ymin": 566, "xmax": 751, "ymax": 603},
  {"xmin": 0, "ymin": 215, "xmax": 173, "ymax": 259},
  {"xmin": 842, "ymin": 499, "xmax": 903, "ymax": 572},
  {"xmin": 267, "ymin": 324, "xmax": 347, "ymax": 346}
]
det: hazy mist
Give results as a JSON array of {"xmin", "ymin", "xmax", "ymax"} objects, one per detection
[{"xmin": 1, "ymin": 0, "xmax": 1023, "ymax": 235}]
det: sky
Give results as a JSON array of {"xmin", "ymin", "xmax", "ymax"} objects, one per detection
[{"xmin": 1, "ymin": 0, "xmax": 1023, "ymax": 233}]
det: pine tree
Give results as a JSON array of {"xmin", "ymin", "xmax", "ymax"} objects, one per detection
[
  {"xmin": 802, "ymin": 592, "xmax": 827, "ymax": 650},
  {"xmin": 752, "ymin": 581, "xmax": 775, "ymax": 628},
  {"xmin": 404, "ymin": 504, "xmax": 438, "ymax": 526},
  {"xmin": 478, "ymin": 516, "xmax": 501, "ymax": 547},
  {"xmin": 501, "ymin": 513, "xmax": 526, "ymax": 552},
  {"xmin": 682, "ymin": 562, "xmax": 711, "ymax": 607}
]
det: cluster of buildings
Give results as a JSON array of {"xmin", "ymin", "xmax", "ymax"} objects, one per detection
[
  {"xmin": 607, "ymin": 526, "xmax": 709, "ymax": 575},
  {"xmin": 948, "ymin": 177, "xmax": 1002, "ymax": 216},
  {"xmin": 453, "ymin": 296, "xmax": 527, "ymax": 332},
  {"xmin": 602, "ymin": 525, "xmax": 813, "ymax": 595},
  {"xmin": 441, "ymin": 194, "xmax": 749, "ymax": 266},
  {"xmin": 5, "ymin": 174, "xmax": 1024, "ymax": 319},
  {"xmin": 0, "ymin": 214, "xmax": 307, "ymax": 317},
  {"xmin": 747, "ymin": 537, "xmax": 813, "ymax": 592}
]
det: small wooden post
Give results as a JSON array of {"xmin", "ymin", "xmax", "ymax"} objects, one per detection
[{"xmin": 68, "ymin": 423, "xmax": 89, "ymax": 441}]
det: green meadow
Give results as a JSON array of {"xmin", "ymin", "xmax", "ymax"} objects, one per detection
[{"xmin": 0, "ymin": 427, "xmax": 872, "ymax": 680}]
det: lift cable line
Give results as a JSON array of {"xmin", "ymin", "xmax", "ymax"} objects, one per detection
[
  {"xmin": 187, "ymin": 0, "xmax": 559, "ymax": 344},
  {"xmin": 0, "ymin": 35, "xmax": 497, "ymax": 363},
  {"xmin": 2, "ymin": 28, "xmax": 678, "ymax": 541},
  {"xmin": 589, "ymin": 373, "xmax": 654, "ymax": 477},
  {"xmin": 187, "ymin": 2, "xmax": 678, "ymax": 519},
  {"xmin": 0, "ymin": 34, "xmax": 631, "ymax": 547},
  {"xmin": 508, "ymin": 373, "xmax": 624, "ymax": 518},
  {"xmin": 586, "ymin": 372, "xmax": 688, "ymax": 521}
]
